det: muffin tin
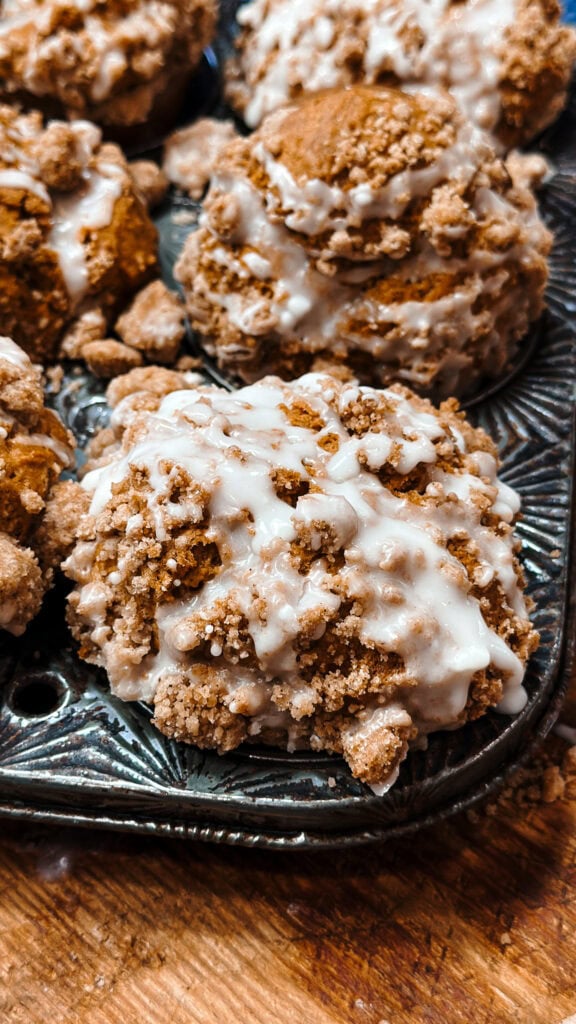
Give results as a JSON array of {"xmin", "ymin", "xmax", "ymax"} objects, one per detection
[{"xmin": 0, "ymin": 2, "xmax": 575, "ymax": 849}]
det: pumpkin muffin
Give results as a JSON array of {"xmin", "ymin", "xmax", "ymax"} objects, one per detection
[
  {"xmin": 0, "ymin": 0, "xmax": 217, "ymax": 136},
  {"xmin": 175, "ymin": 85, "xmax": 551, "ymax": 398},
  {"xmin": 65, "ymin": 371, "xmax": 538, "ymax": 793}
]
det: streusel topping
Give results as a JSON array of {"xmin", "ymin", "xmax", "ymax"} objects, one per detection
[{"xmin": 66, "ymin": 372, "xmax": 538, "ymax": 791}]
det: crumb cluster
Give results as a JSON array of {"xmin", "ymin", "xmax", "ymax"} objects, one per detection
[
  {"xmin": 60, "ymin": 279, "xmax": 187, "ymax": 378},
  {"xmin": 225, "ymin": 0, "xmax": 576, "ymax": 147},
  {"xmin": 163, "ymin": 119, "xmax": 238, "ymax": 199},
  {"xmin": 176, "ymin": 85, "xmax": 551, "ymax": 398},
  {"xmin": 65, "ymin": 371, "xmax": 538, "ymax": 792},
  {"xmin": 464, "ymin": 735, "xmax": 576, "ymax": 826},
  {"xmin": 128, "ymin": 160, "xmax": 169, "ymax": 210},
  {"xmin": 0, "ymin": 0, "xmax": 217, "ymax": 130},
  {"xmin": 0, "ymin": 337, "xmax": 88, "ymax": 635}
]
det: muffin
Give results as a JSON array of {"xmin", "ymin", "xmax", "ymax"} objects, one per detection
[
  {"xmin": 0, "ymin": 0, "xmax": 217, "ymax": 137},
  {"xmin": 0, "ymin": 336, "xmax": 88, "ymax": 636},
  {"xmin": 64, "ymin": 371, "xmax": 538, "ymax": 793},
  {"xmin": 225, "ymin": 0, "xmax": 576, "ymax": 148},
  {"xmin": 175, "ymin": 86, "xmax": 552, "ymax": 398},
  {"xmin": 0, "ymin": 105, "xmax": 158, "ymax": 362}
]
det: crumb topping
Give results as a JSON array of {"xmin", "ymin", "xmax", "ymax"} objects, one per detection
[
  {"xmin": 65, "ymin": 372, "xmax": 538, "ymax": 792},
  {"xmin": 163, "ymin": 118, "xmax": 238, "ymax": 199},
  {"xmin": 115, "ymin": 279, "xmax": 186, "ymax": 364},
  {"xmin": 128, "ymin": 159, "xmax": 168, "ymax": 209}
]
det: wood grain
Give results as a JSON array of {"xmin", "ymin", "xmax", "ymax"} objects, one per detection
[{"xmin": 0, "ymin": 679, "xmax": 575, "ymax": 1024}]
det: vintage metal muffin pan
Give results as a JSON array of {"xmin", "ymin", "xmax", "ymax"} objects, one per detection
[{"xmin": 0, "ymin": 3, "xmax": 575, "ymax": 849}]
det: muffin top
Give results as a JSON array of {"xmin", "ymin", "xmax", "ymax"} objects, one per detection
[{"xmin": 65, "ymin": 371, "xmax": 538, "ymax": 790}]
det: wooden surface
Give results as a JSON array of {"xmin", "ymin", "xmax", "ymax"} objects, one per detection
[{"xmin": 1, "ymin": 677, "xmax": 575, "ymax": 1024}]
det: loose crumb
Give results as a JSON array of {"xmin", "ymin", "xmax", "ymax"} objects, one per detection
[
  {"xmin": 129, "ymin": 160, "xmax": 169, "ymax": 209},
  {"xmin": 82, "ymin": 339, "xmax": 144, "ymax": 378},
  {"xmin": 163, "ymin": 118, "xmax": 238, "ymax": 198}
]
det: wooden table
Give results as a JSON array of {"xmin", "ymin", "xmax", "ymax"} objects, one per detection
[{"xmin": 1, "ymin": 673, "xmax": 575, "ymax": 1024}]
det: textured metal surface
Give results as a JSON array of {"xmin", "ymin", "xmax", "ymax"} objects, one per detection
[{"xmin": 0, "ymin": 12, "xmax": 575, "ymax": 848}]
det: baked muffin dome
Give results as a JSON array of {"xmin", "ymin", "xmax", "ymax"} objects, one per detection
[
  {"xmin": 0, "ymin": 105, "xmax": 158, "ymax": 362},
  {"xmin": 0, "ymin": 336, "xmax": 88, "ymax": 635},
  {"xmin": 175, "ymin": 86, "xmax": 551, "ymax": 398},
  {"xmin": 225, "ymin": 0, "xmax": 576, "ymax": 148},
  {"xmin": 0, "ymin": 0, "xmax": 217, "ymax": 133},
  {"xmin": 65, "ymin": 371, "xmax": 538, "ymax": 793}
]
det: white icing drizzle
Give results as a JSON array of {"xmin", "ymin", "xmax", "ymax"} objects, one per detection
[
  {"xmin": 49, "ymin": 159, "xmax": 124, "ymax": 305},
  {"xmin": 231, "ymin": 0, "xmax": 517, "ymax": 134},
  {"xmin": 16, "ymin": 430, "xmax": 73, "ymax": 466},
  {"xmin": 0, "ymin": 167, "xmax": 50, "ymax": 204},
  {"xmin": 192, "ymin": 174, "xmax": 347, "ymax": 342},
  {"xmin": 0, "ymin": 335, "xmax": 32, "ymax": 369},
  {"xmin": 2, "ymin": 113, "xmax": 124, "ymax": 307},
  {"xmin": 68, "ymin": 374, "xmax": 531, "ymax": 761}
]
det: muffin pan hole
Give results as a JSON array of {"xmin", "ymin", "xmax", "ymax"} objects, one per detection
[{"xmin": 7, "ymin": 673, "xmax": 68, "ymax": 719}]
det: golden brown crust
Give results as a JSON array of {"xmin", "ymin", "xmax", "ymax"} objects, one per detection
[{"xmin": 258, "ymin": 88, "xmax": 456, "ymax": 190}]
